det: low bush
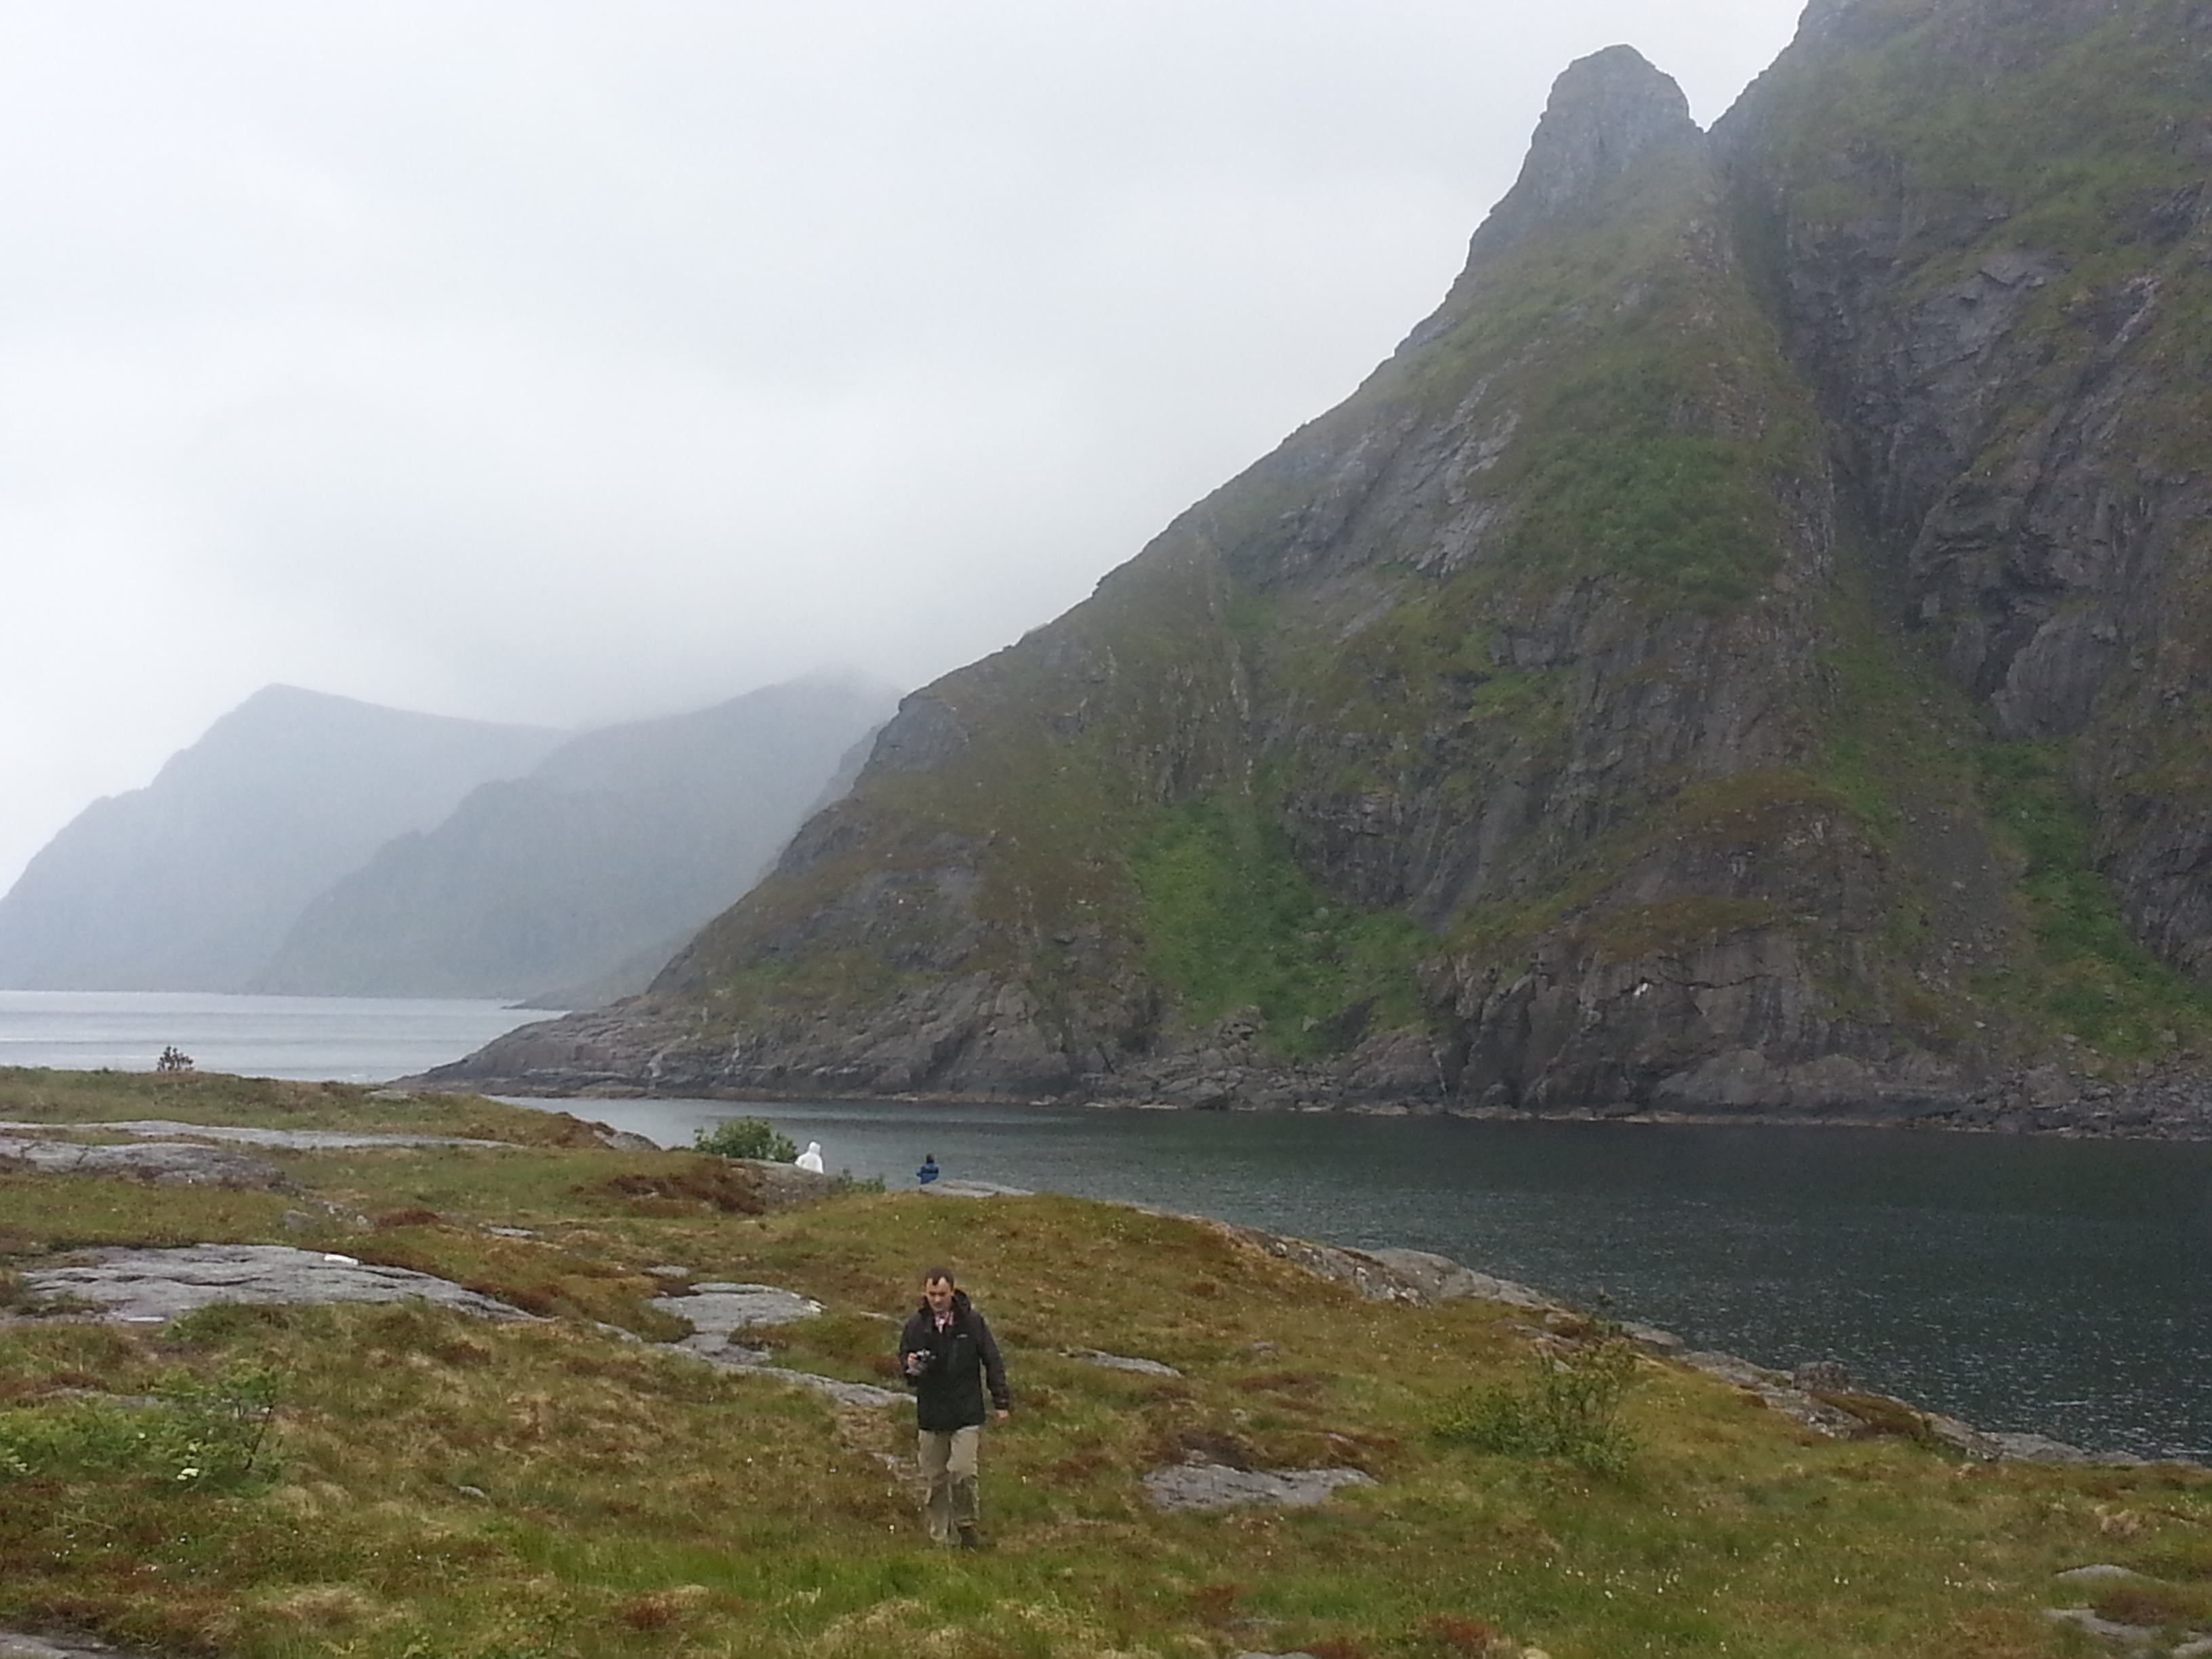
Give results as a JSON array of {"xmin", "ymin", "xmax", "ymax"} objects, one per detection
[
  {"xmin": 0, "ymin": 1359, "xmax": 280, "ymax": 1489},
  {"xmin": 693, "ymin": 1117, "xmax": 798, "ymax": 1162},
  {"xmin": 1434, "ymin": 1329, "xmax": 1642, "ymax": 1476}
]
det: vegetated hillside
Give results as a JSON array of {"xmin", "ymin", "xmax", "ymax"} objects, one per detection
[
  {"xmin": 251, "ymin": 676, "xmax": 898, "ymax": 1002},
  {"xmin": 439, "ymin": 0, "xmax": 2212, "ymax": 1129},
  {"xmin": 0, "ymin": 688, "xmax": 560, "ymax": 992}
]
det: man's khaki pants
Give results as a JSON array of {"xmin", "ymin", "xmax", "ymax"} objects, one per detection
[{"xmin": 917, "ymin": 1425, "xmax": 980, "ymax": 1542}]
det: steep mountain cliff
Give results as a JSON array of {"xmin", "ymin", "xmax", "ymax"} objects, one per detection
[
  {"xmin": 0, "ymin": 688, "xmax": 561, "ymax": 991},
  {"xmin": 438, "ymin": 0, "xmax": 2212, "ymax": 1131},
  {"xmin": 251, "ymin": 676, "xmax": 896, "ymax": 1001}
]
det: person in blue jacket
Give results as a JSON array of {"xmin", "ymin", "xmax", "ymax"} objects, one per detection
[{"xmin": 916, "ymin": 1153, "xmax": 940, "ymax": 1185}]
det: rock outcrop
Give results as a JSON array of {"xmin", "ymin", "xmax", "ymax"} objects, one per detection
[{"xmin": 434, "ymin": 3, "xmax": 2212, "ymax": 1130}]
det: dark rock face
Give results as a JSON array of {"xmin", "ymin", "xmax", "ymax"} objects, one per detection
[{"xmin": 437, "ymin": 4, "xmax": 2212, "ymax": 1133}]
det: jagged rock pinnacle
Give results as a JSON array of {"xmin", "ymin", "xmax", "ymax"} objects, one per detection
[{"xmin": 1463, "ymin": 45, "xmax": 1699, "ymax": 266}]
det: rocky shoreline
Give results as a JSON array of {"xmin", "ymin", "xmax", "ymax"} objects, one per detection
[{"xmin": 419, "ymin": 1047, "xmax": 2212, "ymax": 1143}]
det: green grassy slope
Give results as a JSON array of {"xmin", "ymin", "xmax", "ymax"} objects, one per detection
[{"xmin": 3, "ymin": 1071, "xmax": 2208, "ymax": 1657}]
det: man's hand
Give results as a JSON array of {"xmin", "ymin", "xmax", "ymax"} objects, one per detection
[{"xmin": 995, "ymin": 1408, "xmax": 1010, "ymax": 1424}]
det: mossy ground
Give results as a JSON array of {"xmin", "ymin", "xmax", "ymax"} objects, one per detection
[{"xmin": 2, "ymin": 1069, "xmax": 2207, "ymax": 1657}]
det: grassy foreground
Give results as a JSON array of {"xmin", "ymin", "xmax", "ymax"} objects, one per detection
[{"xmin": 1, "ymin": 1068, "xmax": 2208, "ymax": 1658}]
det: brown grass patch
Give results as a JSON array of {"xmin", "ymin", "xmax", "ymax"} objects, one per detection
[
  {"xmin": 1186, "ymin": 1581, "xmax": 1249, "ymax": 1624},
  {"xmin": 614, "ymin": 1584, "xmax": 716, "ymax": 1631},
  {"xmin": 1419, "ymin": 1614, "xmax": 1511, "ymax": 1654},
  {"xmin": 2093, "ymin": 1581, "xmax": 2212, "ymax": 1627},
  {"xmin": 372, "ymin": 1208, "xmax": 444, "ymax": 1229},
  {"xmin": 1244, "ymin": 1370, "xmax": 1331, "ymax": 1396},
  {"xmin": 580, "ymin": 1162, "xmax": 764, "ymax": 1215}
]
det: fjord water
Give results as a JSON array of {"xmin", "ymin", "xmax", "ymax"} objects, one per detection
[
  {"xmin": 0, "ymin": 991, "xmax": 539, "ymax": 1084},
  {"xmin": 560, "ymin": 1096, "xmax": 2212, "ymax": 1464},
  {"xmin": 0, "ymin": 994, "xmax": 2200, "ymax": 1460}
]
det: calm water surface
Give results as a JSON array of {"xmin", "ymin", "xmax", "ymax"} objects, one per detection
[
  {"xmin": 0, "ymin": 990, "xmax": 538, "ymax": 1083},
  {"xmin": 0, "ymin": 993, "xmax": 2199, "ymax": 1461},
  {"xmin": 541, "ymin": 1095, "xmax": 2212, "ymax": 1463}
]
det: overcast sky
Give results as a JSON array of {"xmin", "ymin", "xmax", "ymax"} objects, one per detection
[{"xmin": 0, "ymin": 0, "xmax": 1808, "ymax": 892}]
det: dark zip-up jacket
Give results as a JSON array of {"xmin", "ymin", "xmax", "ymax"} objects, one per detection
[{"xmin": 897, "ymin": 1290, "xmax": 1010, "ymax": 1432}]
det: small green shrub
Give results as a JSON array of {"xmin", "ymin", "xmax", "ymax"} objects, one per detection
[
  {"xmin": 692, "ymin": 1118, "xmax": 798, "ymax": 1162},
  {"xmin": 0, "ymin": 1359, "xmax": 279, "ymax": 1489},
  {"xmin": 1435, "ymin": 1331, "xmax": 1642, "ymax": 1476}
]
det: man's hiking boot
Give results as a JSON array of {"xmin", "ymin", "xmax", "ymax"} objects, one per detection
[{"xmin": 956, "ymin": 1525, "xmax": 981, "ymax": 1550}]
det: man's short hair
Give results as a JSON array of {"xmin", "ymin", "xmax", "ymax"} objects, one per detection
[{"xmin": 923, "ymin": 1265, "xmax": 956, "ymax": 1286}]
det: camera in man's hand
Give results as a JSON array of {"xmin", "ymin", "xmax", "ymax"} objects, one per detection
[{"xmin": 903, "ymin": 1349, "xmax": 937, "ymax": 1378}]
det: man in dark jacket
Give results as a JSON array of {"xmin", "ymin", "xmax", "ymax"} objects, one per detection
[{"xmin": 897, "ymin": 1266, "xmax": 1010, "ymax": 1547}]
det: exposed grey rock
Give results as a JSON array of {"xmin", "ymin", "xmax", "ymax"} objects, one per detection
[
  {"xmin": 648, "ymin": 1282, "xmax": 903, "ymax": 1408},
  {"xmin": 20, "ymin": 1244, "xmax": 539, "ymax": 1324},
  {"xmin": 2055, "ymin": 1565, "xmax": 2155, "ymax": 1585},
  {"xmin": 2043, "ymin": 1607, "xmax": 2163, "ymax": 1648},
  {"xmin": 1212, "ymin": 1225, "xmax": 1422, "ymax": 1304},
  {"xmin": 0, "ymin": 1118, "xmax": 511, "ymax": 1150},
  {"xmin": 1453, "ymin": 45, "xmax": 1700, "ymax": 270},
  {"xmin": 0, "ymin": 1134, "xmax": 283, "ymax": 1188},
  {"xmin": 1793, "ymin": 1359, "xmax": 1853, "ymax": 1391},
  {"xmin": 1925, "ymin": 1414, "xmax": 2005, "ymax": 1462},
  {"xmin": 651, "ymin": 1284, "xmax": 823, "ymax": 1336},
  {"xmin": 1989, "ymin": 1431, "xmax": 2097, "ymax": 1463},
  {"xmin": 1680, "ymin": 1351, "xmax": 1866, "ymax": 1438},
  {"xmin": 920, "ymin": 1179, "xmax": 1033, "ymax": 1198},
  {"xmin": 1067, "ymin": 1348, "xmax": 1182, "ymax": 1378},
  {"xmin": 1621, "ymin": 1321, "xmax": 1686, "ymax": 1355},
  {"xmin": 0, "ymin": 1633, "xmax": 150, "ymax": 1658},
  {"xmin": 1143, "ymin": 1462, "xmax": 1375, "ymax": 1513},
  {"xmin": 1366, "ymin": 1248, "xmax": 1555, "ymax": 1309},
  {"xmin": 781, "ymin": 1373, "xmax": 907, "ymax": 1410}
]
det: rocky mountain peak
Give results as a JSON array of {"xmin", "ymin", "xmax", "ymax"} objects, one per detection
[{"xmin": 1462, "ymin": 45, "xmax": 1699, "ymax": 264}]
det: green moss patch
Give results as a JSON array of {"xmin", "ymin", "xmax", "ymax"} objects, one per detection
[{"xmin": 1130, "ymin": 800, "xmax": 1431, "ymax": 1057}]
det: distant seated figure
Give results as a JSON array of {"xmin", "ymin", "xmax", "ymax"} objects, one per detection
[
  {"xmin": 795, "ymin": 1141, "xmax": 825, "ymax": 1173},
  {"xmin": 917, "ymin": 1153, "xmax": 941, "ymax": 1185}
]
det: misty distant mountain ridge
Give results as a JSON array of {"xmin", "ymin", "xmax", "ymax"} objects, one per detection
[
  {"xmin": 0, "ymin": 676, "xmax": 898, "ymax": 1002},
  {"xmin": 252, "ymin": 677, "xmax": 895, "ymax": 1001},
  {"xmin": 0, "ymin": 686, "xmax": 563, "ymax": 991}
]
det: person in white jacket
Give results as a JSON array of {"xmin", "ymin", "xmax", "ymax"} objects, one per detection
[{"xmin": 795, "ymin": 1141, "xmax": 825, "ymax": 1173}]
